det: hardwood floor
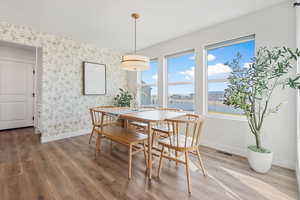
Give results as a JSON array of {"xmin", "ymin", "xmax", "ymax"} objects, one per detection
[{"xmin": 0, "ymin": 127, "xmax": 298, "ymax": 200}]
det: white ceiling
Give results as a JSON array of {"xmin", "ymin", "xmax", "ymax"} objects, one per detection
[{"xmin": 0, "ymin": 0, "xmax": 288, "ymax": 52}]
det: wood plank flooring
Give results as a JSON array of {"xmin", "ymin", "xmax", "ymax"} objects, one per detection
[{"xmin": 0, "ymin": 127, "xmax": 298, "ymax": 200}]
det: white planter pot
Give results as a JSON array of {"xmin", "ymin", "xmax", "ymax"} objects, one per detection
[{"xmin": 247, "ymin": 147, "xmax": 273, "ymax": 173}]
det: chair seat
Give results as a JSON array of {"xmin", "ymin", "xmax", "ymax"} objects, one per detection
[
  {"xmin": 152, "ymin": 124, "xmax": 173, "ymax": 134},
  {"xmin": 95, "ymin": 125, "xmax": 148, "ymax": 145},
  {"xmin": 131, "ymin": 122, "xmax": 173, "ymax": 133},
  {"xmin": 158, "ymin": 135, "xmax": 194, "ymax": 152},
  {"xmin": 130, "ymin": 121, "xmax": 148, "ymax": 129}
]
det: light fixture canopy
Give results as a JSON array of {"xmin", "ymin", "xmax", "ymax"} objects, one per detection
[{"xmin": 121, "ymin": 13, "xmax": 150, "ymax": 71}]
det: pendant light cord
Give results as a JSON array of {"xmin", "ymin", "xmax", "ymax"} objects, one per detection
[{"xmin": 134, "ymin": 17, "xmax": 137, "ymax": 54}]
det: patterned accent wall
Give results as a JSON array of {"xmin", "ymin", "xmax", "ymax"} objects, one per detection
[{"xmin": 0, "ymin": 22, "xmax": 127, "ymax": 138}]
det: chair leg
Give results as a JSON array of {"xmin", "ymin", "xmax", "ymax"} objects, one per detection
[
  {"xmin": 110, "ymin": 140, "xmax": 113, "ymax": 152},
  {"xmin": 143, "ymin": 141, "xmax": 148, "ymax": 169},
  {"xmin": 95, "ymin": 133, "xmax": 102, "ymax": 157},
  {"xmin": 185, "ymin": 151, "xmax": 191, "ymax": 194},
  {"xmin": 128, "ymin": 145, "xmax": 132, "ymax": 180},
  {"xmin": 151, "ymin": 131, "xmax": 156, "ymax": 147},
  {"xmin": 89, "ymin": 126, "xmax": 95, "ymax": 144},
  {"xmin": 196, "ymin": 148, "xmax": 207, "ymax": 176},
  {"xmin": 157, "ymin": 146, "xmax": 165, "ymax": 178},
  {"xmin": 176, "ymin": 150, "xmax": 179, "ymax": 166},
  {"xmin": 168, "ymin": 133, "xmax": 172, "ymax": 159}
]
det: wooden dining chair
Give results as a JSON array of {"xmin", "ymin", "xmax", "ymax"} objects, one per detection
[
  {"xmin": 89, "ymin": 106, "xmax": 116, "ymax": 144},
  {"xmin": 151, "ymin": 107, "xmax": 182, "ymax": 146},
  {"xmin": 93, "ymin": 111, "xmax": 148, "ymax": 180},
  {"xmin": 157, "ymin": 114, "xmax": 207, "ymax": 194}
]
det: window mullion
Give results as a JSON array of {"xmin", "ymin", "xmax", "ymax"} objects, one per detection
[{"xmin": 207, "ymin": 79, "xmax": 228, "ymax": 83}]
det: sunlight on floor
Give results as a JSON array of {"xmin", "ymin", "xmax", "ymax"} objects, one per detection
[
  {"xmin": 191, "ymin": 162, "xmax": 295, "ymax": 200},
  {"xmin": 206, "ymin": 173, "xmax": 242, "ymax": 200},
  {"xmin": 189, "ymin": 159, "xmax": 242, "ymax": 199},
  {"xmin": 221, "ymin": 167, "xmax": 295, "ymax": 200},
  {"xmin": 158, "ymin": 152, "xmax": 295, "ymax": 199}
]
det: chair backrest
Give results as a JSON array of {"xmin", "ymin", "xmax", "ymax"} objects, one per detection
[
  {"xmin": 166, "ymin": 114, "xmax": 205, "ymax": 150},
  {"xmin": 89, "ymin": 106, "xmax": 116, "ymax": 126},
  {"xmin": 155, "ymin": 107, "xmax": 183, "ymax": 128}
]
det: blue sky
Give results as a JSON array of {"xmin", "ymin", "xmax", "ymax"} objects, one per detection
[
  {"xmin": 142, "ymin": 60, "xmax": 158, "ymax": 85},
  {"xmin": 142, "ymin": 40, "xmax": 255, "ymax": 94},
  {"xmin": 208, "ymin": 40, "xmax": 255, "ymax": 91}
]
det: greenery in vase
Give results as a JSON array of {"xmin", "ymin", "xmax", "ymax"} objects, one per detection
[
  {"xmin": 224, "ymin": 47, "xmax": 300, "ymax": 153},
  {"xmin": 113, "ymin": 88, "xmax": 133, "ymax": 107}
]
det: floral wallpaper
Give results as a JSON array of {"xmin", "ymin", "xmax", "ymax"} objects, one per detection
[{"xmin": 0, "ymin": 21, "xmax": 127, "ymax": 138}]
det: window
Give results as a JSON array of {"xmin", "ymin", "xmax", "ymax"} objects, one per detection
[
  {"xmin": 141, "ymin": 59, "xmax": 158, "ymax": 105},
  {"xmin": 205, "ymin": 36, "xmax": 255, "ymax": 116},
  {"xmin": 167, "ymin": 51, "xmax": 195, "ymax": 111}
]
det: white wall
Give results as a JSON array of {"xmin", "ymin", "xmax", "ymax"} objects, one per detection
[
  {"xmin": 129, "ymin": 2, "xmax": 297, "ymax": 169},
  {"xmin": 295, "ymin": 0, "xmax": 300, "ymax": 192},
  {"xmin": 0, "ymin": 22, "xmax": 127, "ymax": 142}
]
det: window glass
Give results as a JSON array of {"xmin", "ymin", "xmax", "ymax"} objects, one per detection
[
  {"xmin": 168, "ymin": 84, "xmax": 194, "ymax": 111},
  {"xmin": 167, "ymin": 52, "xmax": 195, "ymax": 111},
  {"xmin": 206, "ymin": 39, "xmax": 255, "ymax": 115},
  {"xmin": 142, "ymin": 60, "xmax": 158, "ymax": 85},
  {"xmin": 141, "ymin": 59, "xmax": 158, "ymax": 105},
  {"xmin": 141, "ymin": 85, "xmax": 158, "ymax": 105},
  {"xmin": 208, "ymin": 82, "xmax": 243, "ymax": 115}
]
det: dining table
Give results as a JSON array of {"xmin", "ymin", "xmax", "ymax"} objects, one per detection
[{"xmin": 94, "ymin": 107, "xmax": 187, "ymax": 179}]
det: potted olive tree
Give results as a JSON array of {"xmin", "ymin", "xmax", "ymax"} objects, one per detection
[{"xmin": 224, "ymin": 47, "xmax": 300, "ymax": 173}]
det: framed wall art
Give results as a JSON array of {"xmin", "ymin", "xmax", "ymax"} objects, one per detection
[{"xmin": 83, "ymin": 61, "xmax": 106, "ymax": 95}]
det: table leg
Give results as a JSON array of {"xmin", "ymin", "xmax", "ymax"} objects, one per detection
[{"xmin": 147, "ymin": 122, "xmax": 152, "ymax": 179}]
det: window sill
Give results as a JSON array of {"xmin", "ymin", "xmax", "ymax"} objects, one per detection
[{"xmin": 205, "ymin": 113, "xmax": 247, "ymax": 122}]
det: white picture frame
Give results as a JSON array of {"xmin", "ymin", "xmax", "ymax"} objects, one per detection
[{"xmin": 83, "ymin": 62, "xmax": 106, "ymax": 95}]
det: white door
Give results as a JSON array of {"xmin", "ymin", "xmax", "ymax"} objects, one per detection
[{"xmin": 0, "ymin": 59, "xmax": 34, "ymax": 130}]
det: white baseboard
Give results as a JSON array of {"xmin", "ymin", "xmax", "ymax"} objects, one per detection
[
  {"xmin": 201, "ymin": 139, "xmax": 247, "ymax": 157},
  {"xmin": 273, "ymin": 158, "xmax": 295, "ymax": 170},
  {"xmin": 201, "ymin": 139, "xmax": 295, "ymax": 170},
  {"xmin": 41, "ymin": 129, "xmax": 91, "ymax": 143}
]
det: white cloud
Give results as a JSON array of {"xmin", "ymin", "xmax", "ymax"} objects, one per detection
[
  {"xmin": 189, "ymin": 55, "xmax": 195, "ymax": 60},
  {"xmin": 243, "ymin": 62, "xmax": 252, "ymax": 68},
  {"xmin": 152, "ymin": 74, "xmax": 158, "ymax": 80},
  {"xmin": 207, "ymin": 54, "xmax": 216, "ymax": 62},
  {"xmin": 179, "ymin": 63, "xmax": 231, "ymax": 80},
  {"xmin": 208, "ymin": 63, "xmax": 231, "ymax": 76},
  {"xmin": 185, "ymin": 76, "xmax": 191, "ymax": 80},
  {"xmin": 180, "ymin": 67, "xmax": 195, "ymax": 80}
]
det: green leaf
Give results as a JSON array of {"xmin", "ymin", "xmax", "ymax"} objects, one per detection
[{"xmin": 224, "ymin": 46, "xmax": 300, "ymax": 146}]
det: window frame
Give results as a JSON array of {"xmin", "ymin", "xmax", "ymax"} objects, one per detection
[
  {"xmin": 204, "ymin": 35, "xmax": 255, "ymax": 121},
  {"xmin": 165, "ymin": 50, "xmax": 196, "ymax": 111},
  {"xmin": 140, "ymin": 58, "xmax": 159, "ymax": 106}
]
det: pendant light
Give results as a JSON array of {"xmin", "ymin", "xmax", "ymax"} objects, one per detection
[{"xmin": 121, "ymin": 13, "xmax": 150, "ymax": 71}]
